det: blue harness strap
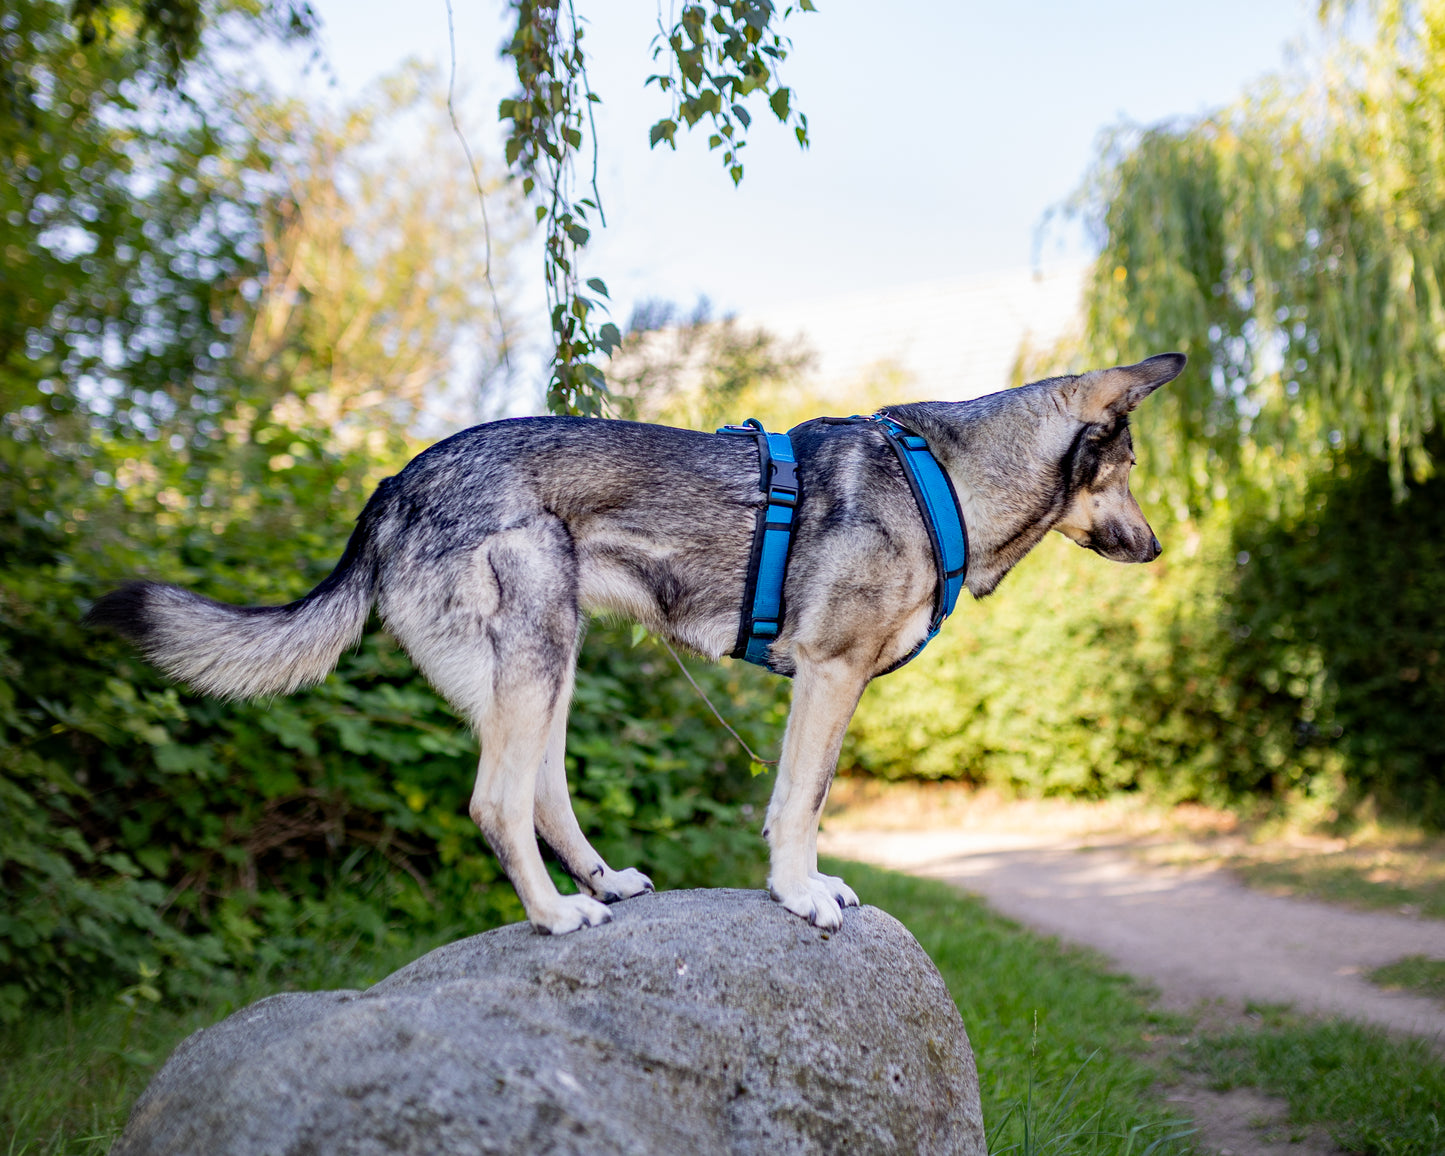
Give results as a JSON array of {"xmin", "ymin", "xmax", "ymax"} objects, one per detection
[
  {"xmin": 717, "ymin": 419, "xmax": 799, "ymax": 672},
  {"xmin": 717, "ymin": 414, "xmax": 967, "ymax": 676},
  {"xmin": 869, "ymin": 414, "xmax": 969, "ymax": 673}
]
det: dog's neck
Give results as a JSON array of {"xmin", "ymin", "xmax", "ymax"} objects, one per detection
[{"xmin": 882, "ymin": 385, "xmax": 1079, "ymax": 598}]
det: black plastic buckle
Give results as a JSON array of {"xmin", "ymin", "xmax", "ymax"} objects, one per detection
[{"xmin": 768, "ymin": 458, "xmax": 799, "ymax": 504}]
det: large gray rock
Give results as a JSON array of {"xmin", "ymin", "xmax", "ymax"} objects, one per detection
[{"xmin": 115, "ymin": 888, "xmax": 985, "ymax": 1155}]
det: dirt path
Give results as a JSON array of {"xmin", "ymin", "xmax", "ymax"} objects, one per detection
[{"xmin": 818, "ymin": 824, "xmax": 1445, "ymax": 1040}]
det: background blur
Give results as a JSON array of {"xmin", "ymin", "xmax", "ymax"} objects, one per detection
[{"xmin": 4, "ymin": 0, "xmax": 1444, "ymax": 1038}]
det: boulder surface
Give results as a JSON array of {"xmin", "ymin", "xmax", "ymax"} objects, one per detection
[{"xmin": 115, "ymin": 888, "xmax": 985, "ymax": 1155}]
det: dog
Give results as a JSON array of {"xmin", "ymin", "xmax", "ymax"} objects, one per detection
[{"xmin": 87, "ymin": 353, "xmax": 1185, "ymax": 934}]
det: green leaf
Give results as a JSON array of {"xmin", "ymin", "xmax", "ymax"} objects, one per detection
[
  {"xmin": 586, "ymin": 277, "xmax": 609, "ymax": 297},
  {"xmin": 630, "ymin": 624, "xmax": 647, "ymax": 648},
  {"xmin": 649, "ymin": 118, "xmax": 678, "ymax": 148},
  {"xmin": 731, "ymin": 103, "xmax": 751, "ymax": 129},
  {"xmin": 769, "ymin": 87, "xmax": 790, "ymax": 121},
  {"xmin": 565, "ymin": 223, "xmax": 590, "ymax": 246},
  {"xmin": 749, "ymin": 760, "xmax": 771, "ymax": 777}
]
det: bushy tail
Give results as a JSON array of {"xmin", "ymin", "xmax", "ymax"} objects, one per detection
[{"xmin": 86, "ymin": 480, "xmax": 396, "ymax": 700}]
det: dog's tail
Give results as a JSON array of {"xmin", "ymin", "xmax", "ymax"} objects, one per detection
[{"xmin": 86, "ymin": 477, "xmax": 400, "ymax": 700}]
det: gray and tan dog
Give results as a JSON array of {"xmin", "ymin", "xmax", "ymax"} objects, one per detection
[{"xmin": 88, "ymin": 353, "xmax": 1185, "ymax": 934}]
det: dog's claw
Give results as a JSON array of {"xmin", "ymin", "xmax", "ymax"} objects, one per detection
[
  {"xmin": 596, "ymin": 867, "xmax": 654, "ymax": 903},
  {"xmin": 770, "ymin": 878, "xmax": 845, "ymax": 931},
  {"xmin": 810, "ymin": 870, "xmax": 859, "ymax": 909}
]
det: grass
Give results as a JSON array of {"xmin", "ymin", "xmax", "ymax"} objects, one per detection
[
  {"xmin": 1368, "ymin": 954, "xmax": 1445, "ymax": 1004},
  {"xmin": 1182, "ymin": 1003, "xmax": 1445, "ymax": 1156},
  {"xmin": 1228, "ymin": 839, "xmax": 1445, "ymax": 918}
]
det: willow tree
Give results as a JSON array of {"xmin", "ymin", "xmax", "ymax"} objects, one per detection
[{"xmin": 1076, "ymin": 0, "xmax": 1445, "ymax": 505}]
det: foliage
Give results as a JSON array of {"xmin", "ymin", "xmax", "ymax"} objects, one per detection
[
  {"xmin": 497, "ymin": 0, "xmax": 814, "ymax": 414},
  {"xmin": 845, "ymin": 438, "xmax": 1445, "ymax": 826},
  {"xmin": 1073, "ymin": 0, "xmax": 1445, "ymax": 503},
  {"xmin": 1185, "ymin": 1005, "xmax": 1445, "ymax": 1155},
  {"xmin": 64, "ymin": 0, "xmax": 316, "ymax": 86},
  {"xmin": 239, "ymin": 66, "xmax": 521, "ymax": 436},
  {"xmin": 0, "ymin": 1, "xmax": 786, "ymax": 1022},
  {"xmin": 838, "ymin": 0, "xmax": 1445, "ymax": 823}
]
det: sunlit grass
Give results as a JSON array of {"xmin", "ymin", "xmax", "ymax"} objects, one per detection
[{"xmin": 1227, "ymin": 838, "xmax": 1445, "ymax": 919}]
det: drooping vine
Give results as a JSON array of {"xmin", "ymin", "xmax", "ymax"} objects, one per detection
[{"xmin": 499, "ymin": 1, "xmax": 813, "ymax": 416}]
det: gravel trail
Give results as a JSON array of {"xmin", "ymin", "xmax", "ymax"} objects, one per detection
[{"xmin": 819, "ymin": 825, "xmax": 1445, "ymax": 1041}]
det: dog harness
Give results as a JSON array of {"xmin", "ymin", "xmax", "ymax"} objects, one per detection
[{"xmin": 717, "ymin": 415, "xmax": 968, "ymax": 675}]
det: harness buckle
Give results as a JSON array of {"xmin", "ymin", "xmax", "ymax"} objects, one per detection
[{"xmin": 768, "ymin": 458, "xmax": 799, "ymax": 504}]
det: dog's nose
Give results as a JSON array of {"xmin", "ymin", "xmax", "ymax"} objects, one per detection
[{"xmin": 1148, "ymin": 533, "xmax": 1162, "ymax": 561}]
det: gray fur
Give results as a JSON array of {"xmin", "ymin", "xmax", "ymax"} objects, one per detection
[{"xmin": 88, "ymin": 354, "xmax": 1185, "ymax": 934}]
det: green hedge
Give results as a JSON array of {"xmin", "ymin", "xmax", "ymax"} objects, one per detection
[{"xmin": 846, "ymin": 446, "xmax": 1445, "ymax": 826}]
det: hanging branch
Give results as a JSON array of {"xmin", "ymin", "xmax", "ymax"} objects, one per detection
[
  {"xmin": 647, "ymin": 0, "xmax": 813, "ymax": 186},
  {"xmin": 500, "ymin": 0, "xmax": 813, "ymax": 417}
]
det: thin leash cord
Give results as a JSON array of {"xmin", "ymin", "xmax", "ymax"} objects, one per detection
[{"xmin": 658, "ymin": 637, "xmax": 779, "ymax": 767}]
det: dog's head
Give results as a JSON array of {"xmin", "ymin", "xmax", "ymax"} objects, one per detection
[{"xmin": 1051, "ymin": 353, "xmax": 1185, "ymax": 564}]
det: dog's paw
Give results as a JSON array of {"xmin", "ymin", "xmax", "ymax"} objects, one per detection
[
  {"xmin": 532, "ymin": 893, "xmax": 613, "ymax": 935},
  {"xmin": 810, "ymin": 870, "xmax": 859, "ymax": 909},
  {"xmin": 594, "ymin": 866, "xmax": 654, "ymax": 903},
  {"xmin": 769, "ymin": 876, "xmax": 844, "ymax": 931}
]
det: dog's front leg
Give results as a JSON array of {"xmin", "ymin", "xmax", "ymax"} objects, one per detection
[{"xmin": 764, "ymin": 657, "xmax": 869, "ymax": 930}]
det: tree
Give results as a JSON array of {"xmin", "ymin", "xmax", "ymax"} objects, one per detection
[{"xmin": 1074, "ymin": 0, "xmax": 1445, "ymax": 505}]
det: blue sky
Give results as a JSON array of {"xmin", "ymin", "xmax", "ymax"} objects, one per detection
[{"xmin": 282, "ymin": 1, "xmax": 1315, "ymax": 365}]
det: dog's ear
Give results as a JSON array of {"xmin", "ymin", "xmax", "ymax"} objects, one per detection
[{"xmin": 1063, "ymin": 353, "xmax": 1186, "ymax": 423}]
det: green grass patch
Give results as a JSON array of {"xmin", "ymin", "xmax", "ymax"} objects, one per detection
[
  {"xmin": 1183, "ymin": 1004, "xmax": 1445, "ymax": 1155},
  {"xmin": 1368, "ymin": 955, "xmax": 1445, "ymax": 1004},
  {"xmin": 1229, "ymin": 841, "xmax": 1445, "ymax": 918},
  {"xmin": 824, "ymin": 858, "xmax": 1196, "ymax": 1155}
]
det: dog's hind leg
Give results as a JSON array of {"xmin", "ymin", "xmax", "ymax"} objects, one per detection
[
  {"xmin": 390, "ymin": 519, "xmax": 611, "ymax": 935},
  {"xmin": 763, "ymin": 657, "xmax": 870, "ymax": 930},
  {"xmin": 534, "ymin": 660, "xmax": 654, "ymax": 903}
]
